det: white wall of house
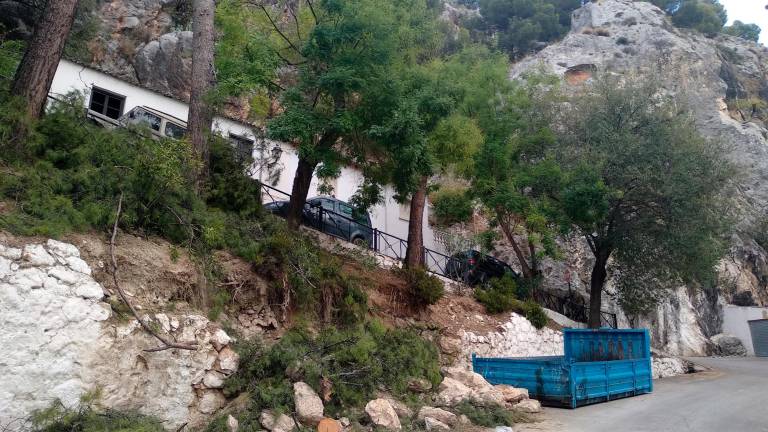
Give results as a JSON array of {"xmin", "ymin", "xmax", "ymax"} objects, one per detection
[
  {"xmin": 50, "ymin": 59, "xmax": 446, "ymax": 261},
  {"xmin": 722, "ymin": 304, "xmax": 768, "ymax": 356}
]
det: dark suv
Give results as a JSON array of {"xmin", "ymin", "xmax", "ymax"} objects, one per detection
[
  {"xmin": 445, "ymin": 250, "xmax": 519, "ymax": 286},
  {"xmin": 264, "ymin": 196, "xmax": 373, "ymax": 247}
]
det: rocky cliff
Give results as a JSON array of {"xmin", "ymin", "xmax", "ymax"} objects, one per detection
[{"xmin": 503, "ymin": 0, "xmax": 768, "ymax": 356}]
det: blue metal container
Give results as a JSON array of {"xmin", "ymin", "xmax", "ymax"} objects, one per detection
[{"xmin": 472, "ymin": 328, "xmax": 652, "ymax": 408}]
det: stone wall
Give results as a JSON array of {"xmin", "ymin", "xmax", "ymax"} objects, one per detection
[
  {"xmin": 455, "ymin": 313, "xmax": 564, "ymax": 369},
  {"xmin": 0, "ymin": 239, "xmax": 236, "ymax": 430}
]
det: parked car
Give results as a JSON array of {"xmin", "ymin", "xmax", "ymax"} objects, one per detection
[
  {"xmin": 445, "ymin": 250, "xmax": 519, "ymax": 286},
  {"xmin": 264, "ymin": 196, "xmax": 373, "ymax": 247},
  {"xmin": 118, "ymin": 106, "xmax": 188, "ymax": 140}
]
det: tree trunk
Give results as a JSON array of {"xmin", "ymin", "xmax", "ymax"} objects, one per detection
[
  {"xmin": 11, "ymin": 0, "xmax": 80, "ymax": 120},
  {"xmin": 188, "ymin": 0, "xmax": 216, "ymax": 191},
  {"xmin": 498, "ymin": 214, "xmax": 534, "ymax": 279},
  {"xmin": 588, "ymin": 247, "xmax": 611, "ymax": 328},
  {"xmin": 286, "ymin": 156, "xmax": 317, "ymax": 229},
  {"xmin": 404, "ymin": 176, "xmax": 428, "ymax": 269}
]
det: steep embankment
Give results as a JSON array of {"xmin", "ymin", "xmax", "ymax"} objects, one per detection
[{"xmin": 504, "ymin": 0, "xmax": 768, "ymax": 356}]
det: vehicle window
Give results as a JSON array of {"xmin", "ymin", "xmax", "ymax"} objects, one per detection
[
  {"xmin": 339, "ymin": 203, "xmax": 353, "ymax": 218},
  {"xmin": 320, "ymin": 199, "xmax": 334, "ymax": 211},
  {"xmin": 164, "ymin": 122, "xmax": 186, "ymax": 139},
  {"xmin": 129, "ymin": 108, "xmax": 161, "ymax": 131}
]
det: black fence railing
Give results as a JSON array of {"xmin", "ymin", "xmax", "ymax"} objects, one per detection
[
  {"xmin": 533, "ymin": 290, "xmax": 618, "ymax": 329},
  {"xmin": 260, "ymin": 183, "xmax": 617, "ymax": 328}
]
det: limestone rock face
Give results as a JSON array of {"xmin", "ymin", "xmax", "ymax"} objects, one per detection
[
  {"xmin": 133, "ymin": 31, "xmax": 194, "ymax": 100},
  {"xmin": 0, "ymin": 237, "xmax": 237, "ymax": 430},
  {"xmin": 365, "ymin": 399, "xmax": 401, "ymax": 430},
  {"xmin": 710, "ymin": 333, "xmax": 748, "ymax": 356},
  {"xmin": 294, "ymin": 382, "xmax": 324, "ymax": 426}
]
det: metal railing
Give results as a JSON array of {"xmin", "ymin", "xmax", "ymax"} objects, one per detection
[
  {"xmin": 260, "ymin": 183, "xmax": 618, "ymax": 328},
  {"xmin": 533, "ymin": 290, "xmax": 618, "ymax": 329}
]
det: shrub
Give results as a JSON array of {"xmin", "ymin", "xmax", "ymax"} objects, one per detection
[
  {"xmin": 453, "ymin": 401, "xmax": 529, "ymax": 427},
  {"xmin": 474, "ymin": 274, "xmax": 520, "ymax": 314},
  {"xmin": 398, "ymin": 267, "xmax": 445, "ymax": 307},
  {"xmin": 224, "ymin": 323, "xmax": 442, "ymax": 415},
  {"xmin": 616, "ymin": 36, "xmax": 631, "ymax": 45},
  {"xmin": 523, "ymin": 300, "xmax": 548, "ymax": 329},
  {"xmin": 430, "ymin": 187, "xmax": 473, "ymax": 226},
  {"xmin": 595, "ymin": 28, "xmax": 611, "ymax": 37},
  {"xmin": 30, "ymin": 399, "xmax": 164, "ymax": 432}
]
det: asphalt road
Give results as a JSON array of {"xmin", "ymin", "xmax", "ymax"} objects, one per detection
[{"xmin": 529, "ymin": 357, "xmax": 768, "ymax": 432}]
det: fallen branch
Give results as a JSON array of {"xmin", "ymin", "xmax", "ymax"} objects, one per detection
[{"xmin": 109, "ymin": 192, "xmax": 198, "ymax": 353}]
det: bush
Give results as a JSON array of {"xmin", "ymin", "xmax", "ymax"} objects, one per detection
[
  {"xmin": 453, "ymin": 401, "xmax": 528, "ymax": 427},
  {"xmin": 524, "ymin": 300, "xmax": 548, "ymax": 329},
  {"xmin": 398, "ymin": 267, "xmax": 445, "ymax": 307},
  {"xmin": 224, "ymin": 322, "xmax": 442, "ymax": 415},
  {"xmin": 474, "ymin": 275, "xmax": 547, "ymax": 328},
  {"xmin": 474, "ymin": 274, "xmax": 520, "ymax": 314},
  {"xmin": 616, "ymin": 36, "xmax": 631, "ymax": 45},
  {"xmin": 430, "ymin": 187, "xmax": 473, "ymax": 226},
  {"xmin": 30, "ymin": 399, "xmax": 164, "ymax": 432}
]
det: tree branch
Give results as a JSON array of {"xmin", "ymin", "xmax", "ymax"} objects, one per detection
[
  {"xmin": 256, "ymin": 3, "xmax": 303, "ymax": 56},
  {"xmin": 109, "ymin": 192, "xmax": 198, "ymax": 353}
]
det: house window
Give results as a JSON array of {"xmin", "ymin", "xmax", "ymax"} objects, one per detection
[
  {"xmin": 229, "ymin": 133, "xmax": 254, "ymax": 161},
  {"xmin": 89, "ymin": 87, "xmax": 125, "ymax": 120}
]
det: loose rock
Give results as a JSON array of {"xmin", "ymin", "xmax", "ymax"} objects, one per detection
[
  {"xmin": 365, "ymin": 398, "xmax": 401, "ymax": 430},
  {"xmin": 294, "ymin": 382, "xmax": 324, "ymax": 426},
  {"xmin": 424, "ymin": 417, "xmax": 450, "ymax": 431},
  {"xmin": 417, "ymin": 407, "xmax": 457, "ymax": 426},
  {"xmin": 513, "ymin": 399, "xmax": 542, "ymax": 414}
]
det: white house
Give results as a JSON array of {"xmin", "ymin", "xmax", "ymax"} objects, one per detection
[{"xmin": 49, "ymin": 59, "xmax": 449, "ymax": 264}]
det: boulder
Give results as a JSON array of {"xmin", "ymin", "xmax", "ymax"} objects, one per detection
[
  {"xmin": 293, "ymin": 382, "xmax": 324, "ymax": 426},
  {"xmin": 710, "ymin": 334, "xmax": 747, "ymax": 357},
  {"xmin": 442, "ymin": 367, "xmax": 490, "ymax": 389},
  {"xmin": 260, "ymin": 411, "xmax": 296, "ymax": 432},
  {"xmin": 495, "ymin": 427, "xmax": 514, "ymax": 432},
  {"xmin": 424, "ymin": 417, "xmax": 451, "ymax": 431},
  {"xmin": 386, "ymin": 398, "xmax": 413, "ymax": 418},
  {"xmin": 495, "ymin": 385, "xmax": 529, "ymax": 405},
  {"xmin": 435, "ymin": 377, "xmax": 473, "ymax": 406},
  {"xmin": 365, "ymin": 398, "xmax": 401, "ymax": 430},
  {"xmin": 417, "ymin": 407, "xmax": 457, "ymax": 426},
  {"xmin": 197, "ymin": 390, "xmax": 226, "ymax": 414},
  {"xmin": 513, "ymin": 399, "xmax": 542, "ymax": 414},
  {"xmin": 217, "ymin": 346, "xmax": 239, "ymax": 373}
]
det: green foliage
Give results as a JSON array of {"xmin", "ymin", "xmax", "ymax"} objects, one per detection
[
  {"xmin": 30, "ymin": 399, "xmax": 164, "ymax": 432},
  {"xmin": 723, "ymin": 20, "xmax": 761, "ymax": 42},
  {"xmin": 474, "ymin": 274, "xmax": 520, "ymax": 314},
  {"xmin": 453, "ymin": 401, "xmax": 529, "ymax": 427},
  {"xmin": 672, "ymin": 0, "xmax": 727, "ymax": 36},
  {"xmin": 213, "ymin": 0, "xmax": 280, "ymax": 116},
  {"xmin": 474, "ymin": 275, "xmax": 547, "ymax": 328},
  {"xmin": 431, "ymin": 187, "xmax": 473, "ymax": 226},
  {"xmin": 470, "ymin": 72, "xmax": 564, "ymax": 275},
  {"xmin": 64, "ymin": 0, "xmax": 102, "ymax": 63},
  {"xmin": 397, "ymin": 267, "xmax": 445, "ymax": 307},
  {"xmin": 524, "ymin": 300, "xmax": 548, "ymax": 329},
  {"xmin": 0, "ymin": 31, "xmax": 24, "ymax": 82},
  {"xmin": 467, "ymin": 0, "xmax": 582, "ymax": 58},
  {"xmin": 555, "ymin": 72, "xmax": 736, "ymax": 314},
  {"xmin": 225, "ymin": 323, "xmax": 441, "ymax": 414}
]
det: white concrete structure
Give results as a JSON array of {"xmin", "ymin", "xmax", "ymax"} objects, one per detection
[
  {"xmin": 722, "ymin": 304, "xmax": 768, "ymax": 356},
  {"xmin": 49, "ymin": 59, "xmax": 447, "ymax": 258}
]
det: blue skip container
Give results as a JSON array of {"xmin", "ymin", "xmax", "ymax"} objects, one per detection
[{"xmin": 472, "ymin": 328, "xmax": 652, "ymax": 408}]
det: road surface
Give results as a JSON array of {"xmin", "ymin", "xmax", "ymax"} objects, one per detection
[{"xmin": 520, "ymin": 357, "xmax": 768, "ymax": 432}]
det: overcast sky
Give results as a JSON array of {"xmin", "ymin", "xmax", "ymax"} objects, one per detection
[{"xmin": 720, "ymin": 0, "xmax": 767, "ymax": 44}]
